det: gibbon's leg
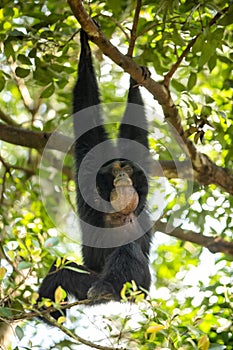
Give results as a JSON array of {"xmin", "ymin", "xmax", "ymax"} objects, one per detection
[
  {"xmin": 38, "ymin": 262, "xmax": 98, "ymax": 320},
  {"xmin": 88, "ymin": 242, "xmax": 151, "ymax": 299}
]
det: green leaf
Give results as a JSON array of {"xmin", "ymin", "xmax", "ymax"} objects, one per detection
[
  {"xmin": 28, "ymin": 47, "xmax": 37, "ymax": 58},
  {"xmin": 172, "ymin": 29, "xmax": 185, "ymax": 46},
  {"xmin": 171, "ymin": 79, "xmax": 186, "ymax": 92},
  {"xmin": 0, "ymin": 307, "xmax": 12, "ymax": 317},
  {"xmin": 107, "ymin": 0, "xmax": 123, "ymax": 13},
  {"xmin": 44, "ymin": 237, "xmax": 59, "ymax": 248},
  {"xmin": 15, "ymin": 325, "xmax": 24, "ymax": 341},
  {"xmin": 208, "ymin": 54, "xmax": 217, "ymax": 72},
  {"xmin": 17, "ymin": 54, "xmax": 31, "ymax": 65},
  {"xmin": 0, "ymin": 76, "xmax": 6, "ymax": 92},
  {"xmin": 8, "ymin": 29, "xmax": 25, "ymax": 37},
  {"xmin": 18, "ymin": 261, "xmax": 32, "ymax": 270},
  {"xmin": 50, "ymin": 63, "xmax": 64, "ymax": 73},
  {"xmin": 212, "ymin": 27, "xmax": 224, "ymax": 41},
  {"xmin": 192, "ymin": 36, "xmax": 203, "ymax": 55},
  {"xmin": 205, "ymin": 95, "xmax": 214, "ymax": 104},
  {"xmin": 187, "ymin": 72, "xmax": 197, "ymax": 90},
  {"xmin": 40, "ymin": 83, "xmax": 55, "ymax": 98},
  {"xmin": 198, "ymin": 42, "xmax": 215, "ymax": 70},
  {"xmin": 201, "ymin": 105, "xmax": 212, "ymax": 116},
  {"xmin": 3, "ymin": 6, "xmax": 14, "ymax": 17},
  {"xmin": 15, "ymin": 67, "xmax": 30, "ymax": 78},
  {"xmin": 57, "ymin": 316, "xmax": 66, "ymax": 324},
  {"xmin": 56, "ymin": 77, "xmax": 68, "ymax": 89},
  {"xmin": 218, "ymin": 5, "xmax": 233, "ymax": 25},
  {"xmin": 34, "ymin": 66, "xmax": 52, "ymax": 86},
  {"xmin": 4, "ymin": 40, "xmax": 15, "ymax": 59}
]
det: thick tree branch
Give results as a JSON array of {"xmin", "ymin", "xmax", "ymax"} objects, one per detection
[
  {"xmin": 152, "ymin": 160, "xmax": 193, "ymax": 180},
  {"xmin": 154, "ymin": 221, "xmax": 233, "ymax": 256},
  {"xmin": 1, "ymin": 122, "xmax": 233, "ymax": 193},
  {"xmin": 0, "ymin": 122, "xmax": 190, "ymax": 178},
  {"xmin": 0, "ymin": 122, "xmax": 72, "ymax": 153}
]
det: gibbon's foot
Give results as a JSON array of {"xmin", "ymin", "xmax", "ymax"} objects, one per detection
[
  {"xmin": 87, "ymin": 281, "xmax": 117, "ymax": 301},
  {"xmin": 140, "ymin": 66, "xmax": 151, "ymax": 81},
  {"xmin": 131, "ymin": 66, "xmax": 151, "ymax": 87}
]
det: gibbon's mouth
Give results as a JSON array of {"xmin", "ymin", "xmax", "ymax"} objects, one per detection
[{"xmin": 113, "ymin": 176, "xmax": 133, "ymax": 187}]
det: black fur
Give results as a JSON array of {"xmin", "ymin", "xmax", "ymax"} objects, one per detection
[{"xmin": 38, "ymin": 29, "xmax": 152, "ymax": 320}]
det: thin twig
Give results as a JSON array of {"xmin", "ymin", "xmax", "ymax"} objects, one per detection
[
  {"xmin": 138, "ymin": 21, "xmax": 159, "ymax": 37},
  {"xmin": 0, "ymin": 109, "xmax": 18, "ymax": 127},
  {"xmin": 0, "ymin": 170, "xmax": 7, "ymax": 204},
  {"xmin": 0, "ymin": 155, "xmax": 34, "ymax": 176},
  {"xmin": 43, "ymin": 313, "xmax": 125, "ymax": 350},
  {"xmin": 101, "ymin": 14, "xmax": 130, "ymax": 42},
  {"xmin": 127, "ymin": 0, "xmax": 142, "ymax": 57},
  {"xmin": 7, "ymin": 295, "xmax": 112, "ymax": 323},
  {"xmin": 163, "ymin": 35, "xmax": 199, "ymax": 87}
]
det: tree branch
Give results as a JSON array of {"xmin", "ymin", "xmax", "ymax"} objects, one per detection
[
  {"xmin": 43, "ymin": 313, "xmax": 123, "ymax": 350},
  {"xmin": 152, "ymin": 160, "xmax": 193, "ymax": 180},
  {"xmin": 0, "ymin": 122, "xmax": 72, "ymax": 153},
  {"xmin": 1, "ymin": 122, "xmax": 190, "ymax": 179},
  {"xmin": 4, "ymin": 297, "xmax": 122, "ymax": 350},
  {"xmin": 2, "ymin": 122, "xmax": 233, "ymax": 193},
  {"xmin": 163, "ymin": 35, "xmax": 199, "ymax": 87},
  {"xmin": 127, "ymin": 0, "xmax": 141, "ymax": 57},
  {"xmin": 154, "ymin": 221, "xmax": 233, "ymax": 256},
  {"xmin": 0, "ymin": 109, "xmax": 18, "ymax": 127},
  {"xmin": 101, "ymin": 14, "xmax": 130, "ymax": 42},
  {"xmin": 0, "ymin": 155, "xmax": 34, "ymax": 177}
]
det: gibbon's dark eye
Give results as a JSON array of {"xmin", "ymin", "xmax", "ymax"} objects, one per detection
[
  {"xmin": 123, "ymin": 165, "xmax": 133, "ymax": 176},
  {"xmin": 112, "ymin": 167, "xmax": 120, "ymax": 177}
]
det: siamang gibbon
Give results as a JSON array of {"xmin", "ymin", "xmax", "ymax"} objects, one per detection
[{"xmin": 38, "ymin": 27, "xmax": 152, "ymax": 320}]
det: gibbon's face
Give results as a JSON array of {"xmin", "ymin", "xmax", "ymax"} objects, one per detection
[{"xmin": 96, "ymin": 160, "xmax": 148, "ymax": 215}]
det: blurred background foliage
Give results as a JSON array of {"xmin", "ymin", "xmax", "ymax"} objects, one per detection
[{"xmin": 0, "ymin": 0, "xmax": 232, "ymax": 349}]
